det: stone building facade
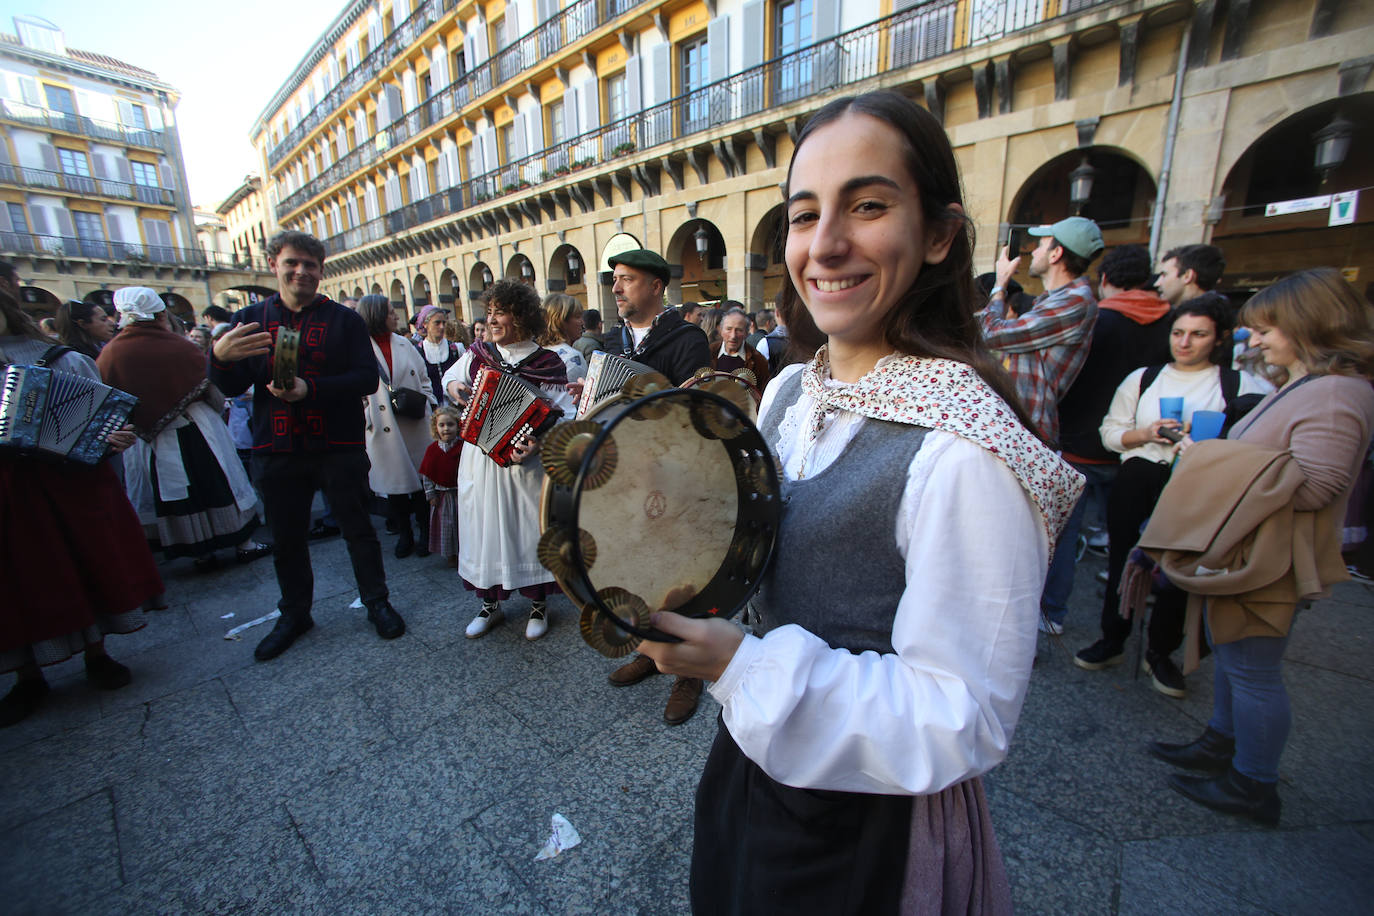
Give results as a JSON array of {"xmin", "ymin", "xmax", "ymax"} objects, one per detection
[{"xmin": 252, "ymin": 0, "xmax": 1372, "ymax": 323}]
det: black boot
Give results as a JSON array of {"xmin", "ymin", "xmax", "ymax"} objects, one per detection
[
  {"xmin": 254, "ymin": 614, "xmax": 315, "ymax": 662},
  {"xmin": 366, "ymin": 600, "xmax": 406, "ymax": 639},
  {"xmin": 1168, "ymin": 766, "xmax": 1281, "ymax": 827},
  {"xmin": 1148, "ymin": 726, "xmax": 1234, "ymax": 774}
]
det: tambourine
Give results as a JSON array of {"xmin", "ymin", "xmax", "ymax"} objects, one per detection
[
  {"xmin": 681, "ymin": 367, "xmax": 763, "ymax": 421},
  {"xmin": 273, "ymin": 327, "xmax": 301, "ymax": 389},
  {"xmin": 538, "ymin": 383, "xmax": 781, "ymax": 658}
]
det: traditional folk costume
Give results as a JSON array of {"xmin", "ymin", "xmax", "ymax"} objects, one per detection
[
  {"xmin": 419, "ymin": 438, "xmax": 462, "ymax": 561},
  {"xmin": 0, "ymin": 339, "xmax": 161, "ymax": 673},
  {"xmin": 692, "ymin": 351, "xmax": 1082, "ymax": 914},
  {"xmin": 415, "ymin": 335, "xmax": 465, "ymax": 404},
  {"xmin": 97, "ymin": 299, "xmax": 260, "ymax": 562},
  {"xmin": 450, "ymin": 340, "xmax": 572, "ymax": 601}
]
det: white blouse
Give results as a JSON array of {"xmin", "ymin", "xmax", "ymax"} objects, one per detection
[{"xmin": 710, "ymin": 362, "xmax": 1047, "ymax": 795}]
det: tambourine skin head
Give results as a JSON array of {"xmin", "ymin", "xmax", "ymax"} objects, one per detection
[{"xmin": 540, "ymin": 386, "xmax": 782, "ymax": 648}]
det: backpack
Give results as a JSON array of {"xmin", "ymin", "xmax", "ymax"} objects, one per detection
[{"xmin": 1137, "ymin": 364, "xmax": 1263, "ymax": 436}]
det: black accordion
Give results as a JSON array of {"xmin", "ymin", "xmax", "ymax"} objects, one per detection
[{"xmin": 0, "ymin": 365, "xmax": 138, "ymax": 465}]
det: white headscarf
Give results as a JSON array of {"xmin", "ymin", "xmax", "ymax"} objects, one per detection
[{"xmin": 113, "ymin": 286, "xmax": 166, "ymax": 327}]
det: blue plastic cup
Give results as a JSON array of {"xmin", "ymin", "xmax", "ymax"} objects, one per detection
[
  {"xmin": 1159, "ymin": 397, "xmax": 1184, "ymax": 423},
  {"xmin": 1190, "ymin": 410, "xmax": 1226, "ymax": 441}
]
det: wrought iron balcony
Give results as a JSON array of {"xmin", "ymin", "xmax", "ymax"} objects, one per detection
[
  {"xmin": 293, "ymin": 0, "xmax": 1112, "ymax": 254},
  {"xmin": 0, "ymin": 100, "xmax": 163, "ymax": 149},
  {"xmin": 0, "ymin": 165, "xmax": 175, "ymax": 205}
]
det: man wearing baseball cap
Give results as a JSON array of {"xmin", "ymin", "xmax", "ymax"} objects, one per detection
[
  {"xmin": 981, "ymin": 216, "xmax": 1102, "ymax": 446},
  {"xmin": 980, "ymin": 216, "xmax": 1101, "ymax": 636},
  {"xmin": 603, "ymin": 247, "xmax": 711, "ymax": 726},
  {"xmin": 607, "ymin": 249, "xmax": 710, "ymax": 387}
]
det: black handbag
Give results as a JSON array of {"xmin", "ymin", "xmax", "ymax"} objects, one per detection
[{"xmin": 377, "ymin": 358, "xmax": 428, "ymax": 419}]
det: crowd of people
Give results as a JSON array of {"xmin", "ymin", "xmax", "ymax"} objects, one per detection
[{"xmin": 2, "ymin": 86, "xmax": 1372, "ymax": 911}]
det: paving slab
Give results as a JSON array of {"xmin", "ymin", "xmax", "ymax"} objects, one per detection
[{"xmin": 2, "ymin": 538, "xmax": 1370, "ymax": 913}]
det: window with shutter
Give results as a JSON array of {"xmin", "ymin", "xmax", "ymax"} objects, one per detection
[
  {"xmin": 44, "ymin": 84, "xmax": 77, "ymax": 115},
  {"xmin": 680, "ymin": 35, "xmax": 710, "ymax": 133},
  {"xmin": 73, "ymin": 210, "xmax": 107, "ymax": 257}
]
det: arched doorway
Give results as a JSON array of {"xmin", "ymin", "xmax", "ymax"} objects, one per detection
[
  {"xmin": 412, "ymin": 273, "xmax": 431, "ymax": 308},
  {"xmin": 669, "ymin": 220, "xmax": 726, "ymax": 305},
  {"xmin": 18, "ymin": 285, "xmax": 60, "ymax": 316},
  {"xmin": 545, "ymin": 244, "xmax": 587, "ymax": 305},
  {"xmin": 1007, "ymin": 147, "xmax": 1157, "ymax": 293},
  {"xmin": 749, "ymin": 205, "xmax": 789, "ymax": 309},
  {"xmin": 1211, "ymin": 94, "xmax": 1373, "ymax": 294},
  {"xmin": 505, "ymin": 253, "xmax": 536, "ymax": 287}
]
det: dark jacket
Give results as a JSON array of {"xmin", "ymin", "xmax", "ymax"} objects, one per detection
[
  {"xmin": 209, "ymin": 294, "xmax": 378, "ymax": 453},
  {"xmin": 1057, "ymin": 290, "xmax": 1171, "ymax": 462},
  {"xmin": 764, "ymin": 326, "xmax": 791, "ymax": 378},
  {"xmin": 573, "ymin": 330, "xmax": 604, "ymax": 360},
  {"xmin": 616, "ymin": 307, "xmax": 711, "ymax": 385},
  {"xmin": 713, "ymin": 343, "xmax": 771, "ymax": 389}
]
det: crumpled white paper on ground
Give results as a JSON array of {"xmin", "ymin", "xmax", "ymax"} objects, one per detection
[
  {"xmin": 224, "ymin": 609, "xmax": 280, "ymax": 640},
  {"xmin": 534, "ymin": 813, "xmax": 582, "ymax": 861}
]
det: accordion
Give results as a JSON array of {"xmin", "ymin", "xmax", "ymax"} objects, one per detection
[
  {"xmin": 0, "ymin": 365, "xmax": 138, "ymax": 466},
  {"xmin": 459, "ymin": 366, "xmax": 561, "ymax": 466},
  {"xmin": 576, "ymin": 352, "xmax": 657, "ymax": 417}
]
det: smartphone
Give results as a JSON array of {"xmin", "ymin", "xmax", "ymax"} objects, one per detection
[
  {"xmin": 1006, "ymin": 227, "xmax": 1023, "ymax": 258},
  {"xmin": 1158, "ymin": 427, "xmax": 1183, "ymax": 444}
]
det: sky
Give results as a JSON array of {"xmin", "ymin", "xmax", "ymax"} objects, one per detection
[{"xmin": 9, "ymin": 0, "xmax": 349, "ymax": 208}]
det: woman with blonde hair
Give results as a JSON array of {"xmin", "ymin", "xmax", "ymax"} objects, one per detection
[
  {"xmin": 537, "ymin": 292, "xmax": 587, "ymax": 385},
  {"xmin": 1149, "ymin": 268, "xmax": 1374, "ymax": 825}
]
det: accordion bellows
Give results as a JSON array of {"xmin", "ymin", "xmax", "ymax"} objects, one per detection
[
  {"xmin": 576, "ymin": 352, "xmax": 656, "ymax": 418},
  {"xmin": 459, "ymin": 366, "xmax": 560, "ymax": 466},
  {"xmin": 0, "ymin": 365, "xmax": 138, "ymax": 465}
]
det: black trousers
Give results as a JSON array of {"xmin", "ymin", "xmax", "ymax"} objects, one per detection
[
  {"xmin": 253, "ymin": 450, "xmax": 387, "ymax": 620},
  {"xmin": 1099, "ymin": 457, "xmax": 1186, "ymax": 653}
]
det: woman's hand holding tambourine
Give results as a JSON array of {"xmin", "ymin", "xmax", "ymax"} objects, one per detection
[{"xmin": 637, "ymin": 612, "xmax": 745, "ymax": 682}]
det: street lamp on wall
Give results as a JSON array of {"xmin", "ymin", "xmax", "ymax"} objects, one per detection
[
  {"xmin": 1313, "ymin": 113, "xmax": 1353, "ymax": 183},
  {"xmin": 520, "ymin": 259, "xmax": 534, "ymax": 281},
  {"xmin": 481, "ymin": 266, "xmax": 493, "ymax": 288},
  {"xmin": 694, "ymin": 225, "xmax": 709, "ymax": 259},
  {"xmin": 1068, "ymin": 157, "xmax": 1097, "ymax": 216}
]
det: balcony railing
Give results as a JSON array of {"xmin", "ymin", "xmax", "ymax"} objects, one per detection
[
  {"xmin": 269, "ymin": 0, "xmax": 647, "ymax": 183},
  {"xmin": 266, "ymin": 0, "xmax": 456, "ymax": 168},
  {"xmin": 0, "ymin": 100, "xmax": 163, "ymax": 149},
  {"xmin": 297, "ymin": 0, "xmax": 1111, "ymax": 256},
  {"xmin": 0, "ymin": 164, "xmax": 175, "ymax": 205},
  {"xmin": 0, "ymin": 231, "xmax": 210, "ymax": 267}
]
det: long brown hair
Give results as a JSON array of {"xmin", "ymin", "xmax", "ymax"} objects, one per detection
[
  {"xmin": 54, "ymin": 299, "xmax": 106, "ymax": 359},
  {"xmin": 1239, "ymin": 268, "xmax": 1374, "ymax": 385},
  {"xmin": 777, "ymin": 91, "xmax": 1037, "ymax": 435},
  {"xmin": 538, "ymin": 292, "xmax": 581, "ymax": 346}
]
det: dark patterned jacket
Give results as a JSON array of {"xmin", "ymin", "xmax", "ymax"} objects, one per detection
[{"xmin": 209, "ymin": 294, "xmax": 377, "ymax": 453}]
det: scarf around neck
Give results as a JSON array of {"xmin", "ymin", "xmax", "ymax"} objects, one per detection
[
  {"xmin": 799, "ymin": 347, "xmax": 1084, "ymax": 552},
  {"xmin": 467, "ymin": 339, "xmax": 567, "ymax": 388}
]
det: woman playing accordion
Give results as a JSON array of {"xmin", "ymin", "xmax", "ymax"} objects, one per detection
[{"xmin": 442, "ymin": 280, "xmax": 574, "ymax": 642}]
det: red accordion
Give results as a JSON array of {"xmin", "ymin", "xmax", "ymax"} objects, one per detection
[{"xmin": 459, "ymin": 367, "xmax": 561, "ymax": 466}]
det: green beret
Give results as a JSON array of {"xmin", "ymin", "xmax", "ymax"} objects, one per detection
[{"xmin": 607, "ymin": 249, "xmax": 670, "ymax": 285}]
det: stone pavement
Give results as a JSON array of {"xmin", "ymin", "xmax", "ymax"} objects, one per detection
[{"xmin": 2, "ymin": 533, "xmax": 1372, "ymax": 914}]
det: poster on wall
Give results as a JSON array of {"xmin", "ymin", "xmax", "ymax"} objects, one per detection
[{"xmin": 1329, "ymin": 191, "xmax": 1358, "ymax": 227}]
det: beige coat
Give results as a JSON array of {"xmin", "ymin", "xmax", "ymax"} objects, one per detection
[{"xmin": 1137, "ymin": 374, "xmax": 1374, "ymax": 672}]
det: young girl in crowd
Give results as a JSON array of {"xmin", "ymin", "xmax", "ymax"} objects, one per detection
[
  {"xmin": 637, "ymin": 90, "xmax": 1081, "ymax": 913},
  {"xmin": 419, "ymin": 405, "xmax": 464, "ymax": 567}
]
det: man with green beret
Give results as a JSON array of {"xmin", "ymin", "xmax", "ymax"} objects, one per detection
[
  {"xmin": 608, "ymin": 248, "xmax": 711, "ymax": 388},
  {"xmin": 603, "ymin": 247, "xmax": 711, "ymax": 725}
]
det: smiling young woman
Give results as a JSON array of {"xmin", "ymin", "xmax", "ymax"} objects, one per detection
[{"xmin": 634, "ymin": 91, "xmax": 1083, "ymax": 914}]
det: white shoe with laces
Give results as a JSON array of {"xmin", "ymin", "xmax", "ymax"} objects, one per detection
[
  {"xmin": 525, "ymin": 604, "xmax": 548, "ymax": 641},
  {"xmin": 466, "ymin": 604, "xmax": 503, "ymax": 639}
]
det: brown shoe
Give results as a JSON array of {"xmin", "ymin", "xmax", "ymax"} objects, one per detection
[
  {"xmin": 608, "ymin": 653, "xmax": 659, "ymax": 687},
  {"xmin": 663, "ymin": 677, "xmax": 702, "ymax": 726}
]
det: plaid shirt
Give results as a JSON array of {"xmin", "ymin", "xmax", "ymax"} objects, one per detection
[{"xmin": 979, "ymin": 276, "xmax": 1097, "ymax": 445}]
